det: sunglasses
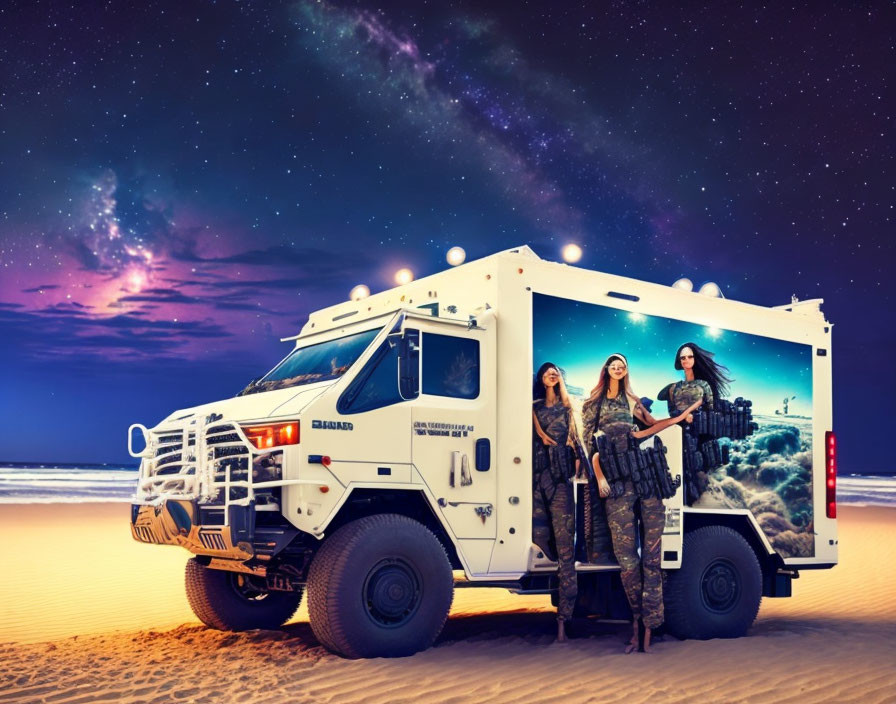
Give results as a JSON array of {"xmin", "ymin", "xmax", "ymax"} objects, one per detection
[{"xmin": 680, "ymin": 354, "xmax": 694, "ymax": 360}]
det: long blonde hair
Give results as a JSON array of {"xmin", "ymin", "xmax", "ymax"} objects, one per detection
[{"xmin": 586, "ymin": 353, "xmax": 640, "ymax": 407}]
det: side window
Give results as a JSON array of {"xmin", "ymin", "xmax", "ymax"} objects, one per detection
[
  {"xmin": 338, "ymin": 341, "xmax": 403, "ymax": 414},
  {"xmin": 422, "ymin": 333, "xmax": 480, "ymax": 399}
]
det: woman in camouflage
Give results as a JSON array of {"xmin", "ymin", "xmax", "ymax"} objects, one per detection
[
  {"xmin": 660, "ymin": 342, "xmax": 732, "ymax": 415},
  {"xmin": 581, "ymin": 353, "xmax": 701, "ymax": 653},
  {"xmin": 531, "ymin": 362, "xmax": 581, "ymax": 643},
  {"xmin": 658, "ymin": 343, "xmax": 736, "ymax": 504}
]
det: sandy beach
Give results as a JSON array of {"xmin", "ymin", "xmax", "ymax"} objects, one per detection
[{"xmin": 1, "ymin": 504, "xmax": 894, "ymax": 703}]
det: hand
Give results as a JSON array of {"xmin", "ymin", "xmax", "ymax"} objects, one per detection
[
  {"xmin": 597, "ymin": 477, "xmax": 611, "ymax": 498},
  {"xmin": 685, "ymin": 413, "xmax": 694, "ymax": 423},
  {"xmin": 541, "ymin": 434, "xmax": 557, "ymax": 446}
]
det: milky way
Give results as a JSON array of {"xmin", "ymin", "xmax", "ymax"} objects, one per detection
[
  {"xmin": 0, "ymin": 1, "xmax": 891, "ymax": 466},
  {"xmin": 294, "ymin": 2, "xmax": 672, "ymax": 246}
]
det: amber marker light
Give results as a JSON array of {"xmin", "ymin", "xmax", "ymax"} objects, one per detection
[{"xmin": 241, "ymin": 421, "xmax": 300, "ymax": 449}]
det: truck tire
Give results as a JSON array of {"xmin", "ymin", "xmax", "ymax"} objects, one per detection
[
  {"xmin": 306, "ymin": 513, "xmax": 454, "ymax": 658},
  {"xmin": 185, "ymin": 558, "xmax": 303, "ymax": 631},
  {"xmin": 663, "ymin": 525, "xmax": 762, "ymax": 640}
]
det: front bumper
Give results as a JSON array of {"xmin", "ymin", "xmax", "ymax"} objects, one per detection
[{"xmin": 130, "ymin": 500, "xmax": 255, "ymax": 561}]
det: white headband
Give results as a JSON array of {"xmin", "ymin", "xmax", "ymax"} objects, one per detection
[{"xmin": 607, "ymin": 353, "xmax": 628, "ymax": 366}]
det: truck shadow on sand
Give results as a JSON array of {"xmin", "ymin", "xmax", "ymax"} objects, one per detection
[
  {"xmin": 278, "ymin": 611, "xmax": 896, "ymax": 658},
  {"xmin": 749, "ymin": 616, "xmax": 896, "ymax": 640},
  {"xmin": 436, "ymin": 611, "xmax": 630, "ymax": 647},
  {"xmin": 276, "ymin": 613, "xmax": 632, "ymax": 656},
  {"xmin": 279, "ymin": 613, "xmax": 639, "ymax": 655}
]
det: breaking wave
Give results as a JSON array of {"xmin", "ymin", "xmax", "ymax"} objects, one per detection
[{"xmin": 0, "ymin": 466, "xmax": 137, "ymax": 504}]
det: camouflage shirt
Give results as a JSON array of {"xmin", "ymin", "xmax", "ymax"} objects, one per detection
[
  {"xmin": 582, "ymin": 393, "xmax": 637, "ymax": 453},
  {"xmin": 667, "ymin": 379, "xmax": 714, "ymax": 413},
  {"xmin": 533, "ymin": 399, "xmax": 571, "ymax": 445}
]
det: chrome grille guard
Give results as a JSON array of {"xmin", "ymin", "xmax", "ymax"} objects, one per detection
[{"xmin": 130, "ymin": 416, "xmax": 316, "ymax": 525}]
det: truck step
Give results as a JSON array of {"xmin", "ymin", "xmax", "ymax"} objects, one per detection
[{"xmin": 574, "ymin": 560, "xmax": 621, "ymax": 573}]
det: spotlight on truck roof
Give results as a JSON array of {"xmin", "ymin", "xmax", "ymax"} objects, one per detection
[
  {"xmin": 446, "ymin": 246, "xmax": 466, "ymax": 266},
  {"xmin": 698, "ymin": 281, "xmax": 724, "ymax": 298},
  {"xmin": 672, "ymin": 277, "xmax": 694, "ymax": 292},
  {"xmin": 561, "ymin": 243, "xmax": 582, "ymax": 263},
  {"xmin": 349, "ymin": 284, "xmax": 370, "ymax": 301},
  {"xmin": 394, "ymin": 268, "xmax": 414, "ymax": 285}
]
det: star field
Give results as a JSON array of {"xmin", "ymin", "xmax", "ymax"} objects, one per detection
[{"xmin": 0, "ymin": 0, "xmax": 892, "ymax": 470}]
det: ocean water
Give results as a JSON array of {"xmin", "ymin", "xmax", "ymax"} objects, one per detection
[
  {"xmin": 0, "ymin": 465, "xmax": 894, "ymax": 507},
  {"xmin": 0, "ymin": 465, "xmax": 138, "ymax": 504},
  {"xmin": 836, "ymin": 475, "xmax": 896, "ymax": 508}
]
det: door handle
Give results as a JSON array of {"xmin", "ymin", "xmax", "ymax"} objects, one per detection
[{"xmin": 475, "ymin": 438, "xmax": 491, "ymax": 471}]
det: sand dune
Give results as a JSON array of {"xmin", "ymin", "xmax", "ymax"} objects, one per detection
[{"xmin": 0, "ymin": 505, "xmax": 894, "ymax": 703}]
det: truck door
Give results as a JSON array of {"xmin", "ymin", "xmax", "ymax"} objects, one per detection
[{"xmin": 408, "ymin": 318, "xmax": 497, "ymax": 546}]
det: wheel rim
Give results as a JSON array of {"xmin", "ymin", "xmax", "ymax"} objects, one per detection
[
  {"xmin": 363, "ymin": 558, "xmax": 422, "ymax": 628},
  {"xmin": 700, "ymin": 558, "xmax": 740, "ymax": 614},
  {"xmin": 228, "ymin": 573, "xmax": 270, "ymax": 602}
]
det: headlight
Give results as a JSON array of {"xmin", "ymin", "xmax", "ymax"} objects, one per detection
[{"xmin": 240, "ymin": 421, "xmax": 299, "ymax": 449}]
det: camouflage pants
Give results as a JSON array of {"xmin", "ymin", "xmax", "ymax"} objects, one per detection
[
  {"xmin": 533, "ymin": 476, "xmax": 576, "ymax": 620},
  {"xmin": 605, "ymin": 481, "xmax": 665, "ymax": 629}
]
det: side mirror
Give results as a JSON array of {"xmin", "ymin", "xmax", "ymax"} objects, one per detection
[
  {"xmin": 398, "ymin": 331, "xmax": 420, "ymax": 357},
  {"xmin": 237, "ymin": 377, "xmax": 260, "ymax": 397},
  {"xmin": 398, "ymin": 329, "xmax": 420, "ymax": 400}
]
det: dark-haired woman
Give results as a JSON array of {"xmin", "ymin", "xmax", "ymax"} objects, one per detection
[
  {"xmin": 581, "ymin": 353, "xmax": 700, "ymax": 653},
  {"xmin": 660, "ymin": 342, "xmax": 733, "ymax": 416},
  {"xmin": 660, "ymin": 342, "xmax": 735, "ymax": 503},
  {"xmin": 532, "ymin": 362, "xmax": 580, "ymax": 643}
]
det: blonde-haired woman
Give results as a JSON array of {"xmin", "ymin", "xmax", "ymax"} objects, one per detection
[{"xmin": 582, "ymin": 353, "xmax": 700, "ymax": 653}]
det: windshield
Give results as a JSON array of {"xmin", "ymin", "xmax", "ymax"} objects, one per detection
[{"xmin": 240, "ymin": 327, "xmax": 381, "ymax": 396}]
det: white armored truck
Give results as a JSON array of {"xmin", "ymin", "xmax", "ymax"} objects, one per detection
[{"xmin": 129, "ymin": 246, "xmax": 837, "ymax": 658}]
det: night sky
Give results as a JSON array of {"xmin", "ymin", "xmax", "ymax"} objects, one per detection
[{"xmin": 0, "ymin": 2, "xmax": 892, "ymax": 473}]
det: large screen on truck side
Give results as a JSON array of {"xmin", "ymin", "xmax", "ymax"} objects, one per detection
[{"xmin": 532, "ymin": 292, "xmax": 815, "ymax": 559}]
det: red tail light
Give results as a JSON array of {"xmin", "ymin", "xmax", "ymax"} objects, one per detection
[
  {"xmin": 242, "ymin": 421, "xmax": 300, "ymax": 450},
  {"xmin": 825, "ymin": 430, "xmax": 836, "ymax": 519}
]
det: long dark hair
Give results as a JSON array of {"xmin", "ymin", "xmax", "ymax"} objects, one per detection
[
  {"xmin": 674, "ymin": 342, "xmax": 732, "ymax": 399},
  {"xmin": 533, "ymin": 361, "xmax": 562, "ymax": 400}
]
